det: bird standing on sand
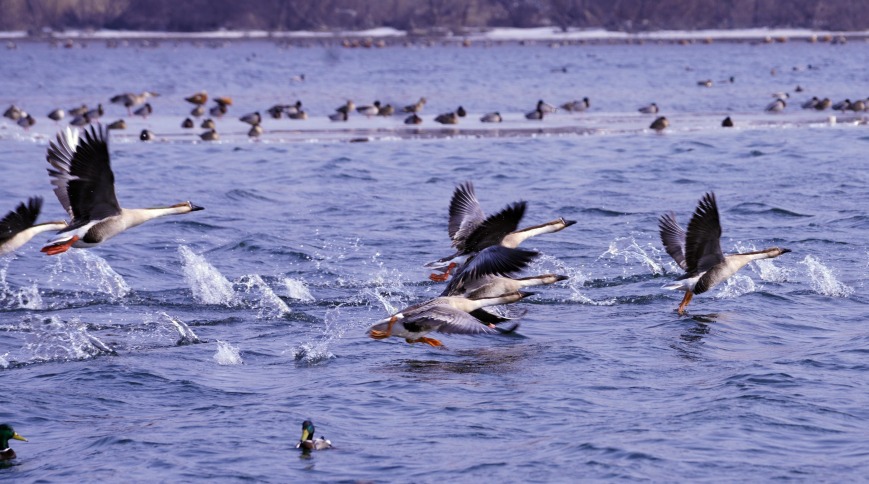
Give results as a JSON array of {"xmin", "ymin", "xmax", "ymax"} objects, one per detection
[
  {"xmin": 658, "ymin": 192, "xmax": 791, "ymax": 315},
  {"xmin": 41, "ymin": 125, "xmax": 204, "ymax": 255}
]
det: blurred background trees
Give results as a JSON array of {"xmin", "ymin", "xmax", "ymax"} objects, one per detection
[{"xmin": 1, "ymin": 0, "xmax": 866, "ymax": 32}]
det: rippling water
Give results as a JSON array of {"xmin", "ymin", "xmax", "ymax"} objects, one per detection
[{"xmin": 1, "ymin": 39, "xmax": 868, "ymax": 481}]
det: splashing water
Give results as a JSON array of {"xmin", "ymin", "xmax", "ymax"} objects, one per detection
[
  {"xmin": 0, "ymin": 353, "xmax": 8, "ymax": 369},
  {"xmin": 236, "ymin": 274, "xmax": 291, "ymax": 318},
  {"xmin": 214, "ymin": 340, "xmax": 243, "ymax": 365},
  {"xmin": 161, "ymin": 312, "xmax": 201, "ymax": 345},
  {"xmin": 48, "ymin": 250, "xmax": 131, "ymax": 299},
  {"xmin": 284, "ymin": 278, "xmax": 315, "ymax": 302},
  {"xmin": 0, "ymin": 266, "xmax": 44, "ymax": 310},
  {"xmin": 23, "ymin": 316, "xmax": 116, "ymax": 363},
  {"xmin": 179, "ymin": 245, "xmax": 237, "ymax": 305},
  {"xmin": 715, "ymin": 274, "xmax": 757, "ymax": 299},
  {"xmin": 599, "ymin": 236, "xmax": 664, "ymax": 275},
  {"xmin": 534, "ymin": 254, "xmax": 615, "ymax": 306},
  {"xmin": 800, "ymin": 255, "xmax": 853, "ymax": 297},
  {"xmin": 288, "ymin": 305, "xmax": 359, "ymax": 365}
]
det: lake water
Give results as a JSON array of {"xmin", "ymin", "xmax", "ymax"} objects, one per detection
[{"xmin": 1, "ymin": 38, "xmax": 868, "ymax": 481}]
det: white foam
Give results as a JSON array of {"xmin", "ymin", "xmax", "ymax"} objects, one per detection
[
  {"xmin": 179, "ymin": 246, "xmax": 237, "ymax": 305},
  {"xmin": 715, "ymin": 274, "xmax": 757, "ymax": 299},
  {"xmin": 599, "ymin": 236, "xmax": 664, "ymax": 275},
  {"xmin": 24, "ymin": 316, "xmax": 114, "ymax": 362},
  {"xmin": 284, "ymin": 278, "xmax": 315, "ymax": 302},
  {"xmin": 0, "ymin": 265, "xmax": 44, "ymax": 310},
  {"xmin": 235, "ymin": 274, "xmax": 291, "ymax": 318},
  {"xmin": 800, "ymin": 255, "xmax": 853, "ymax": 298},
  {"xmin": 48, "ymin": 250, "xmax": 131, "ymax": 299},
  {"xmin": 162, "ymin": 312, "xmax": 200, "ymax": 344},
  {"xmin": 0, "ymin": 353, "xmax": 8, "ymax": 368},
  {"xmin": 214, "ymin": 340, "xmax": 243, "ymax": 365}
]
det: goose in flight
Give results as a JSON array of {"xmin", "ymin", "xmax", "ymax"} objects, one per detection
[
  {"xmin": 0, "ymin": 197, "xmax": 67, "ymax": 256},
  {"xmin": 659, "ymin": 192, "xmax": 790, "ymax": 315},
  {"xmin": 41, "ymin": 125, "xmax": 204, "ymax": 255}
]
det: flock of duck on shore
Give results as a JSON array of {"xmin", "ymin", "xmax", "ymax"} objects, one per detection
[{"xmin": 4, "ymin": 77, "xmax": 867, "ymax": 142}]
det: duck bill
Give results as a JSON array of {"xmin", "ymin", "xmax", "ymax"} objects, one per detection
[
  {"xmin": 300, "ymin": 429, "xmax": 310, "ymax": 442},
  {"xmin": 12, "ymin": 433, "xmax": 27, "ymax": 442}
]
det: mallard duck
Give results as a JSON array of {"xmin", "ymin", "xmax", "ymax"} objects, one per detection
[
  {"xmin": 831, "ymin": 99, "xmax": 851, "ymax": 111},
  {"xmin": 525, "ymin": 108, "xmax": 544, "ymax": 120},
  {"xmin": 659, "ymin": 192, "xmax": 791, "ymax": 315},
  {"xmin": 239, "ymin": 112, "xmax": 261, "ymax": 126},
  {"xmin": 403, "ymin": 97, "xmax": 426, "ymax": 113},
  {"xmin": 480, "ymin": 112, "xmax": 502, "ymax": 123},
  {"xmin": 368, "ymin": 291, "xmax": 533, "ymax": 346},
  {"xmin": 284, "ymin": 100, "xmax": 303, "ymax": 115},
  {"xmin": 297, "ymin": 420, "xmax": 331, "ymax": 451},
  {"xmin": 426, "ymin": 182, "xmax": 576, "ymax": 281},
  {"xmin": 357, "ymin": 101, "xmax": 381, "ymax": 117},
  {"xmin": 185, "ymin": 91, "xmax": 208, "ymax": 106},
  {"xmin": 650, "ymin": 116, "xmax": 669, "ymax": 131},
  {"xmin": 0, "ymin": 424, "xmax": 27, "ymax": 460},
  {"xmin": 638, "ymin": 103, "xmax": 659, "ymax": 114},
  {"xmin": 41, "ymin": 125, "xmax": 204, "ymax": 255},
  {"xmin": 765, "ymin": 99, "xmax": 786, "ymax": 113},
  {"xmin": 133, "ymin": 103, "xmax": 152, "ymax": 118},
  {"xmin": 0, "ymin": 197, "xmax": 67, "ymax": 256}
]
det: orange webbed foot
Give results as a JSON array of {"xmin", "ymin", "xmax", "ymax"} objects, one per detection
[
  {"xmin": 369, "ymin": 330, "xmax": 390, "ymax": 340},
  {"xmin": 41, "ymin": 235, "xmax": 79, "ymax": 256},
  {"xmin": 428, "ymin": 262, "xmax": 456, "ymax": 282},
  {"xmin": 409, "ymin": 337, "xmax": 443, "ymax": 347},
  {"xmin": 677, "ymin": 291, "xmax": 694, "ymax": 316}
]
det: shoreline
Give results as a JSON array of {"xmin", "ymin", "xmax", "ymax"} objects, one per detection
[{"xmin": 1, "ymin": 26, "xmax": 867, "ymax": 46}]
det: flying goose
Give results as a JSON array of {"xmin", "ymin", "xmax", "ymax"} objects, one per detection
[
  {"xmin": 658, "ymin": 192, "xmax": 791, "ymax": 315},
  {"xmin": 0, "ymin": 197, "xmax": 67, "ymax": 256},
  {"xmin": 40, "ymin": 125, "xmax": 204, "ymax": 255}
]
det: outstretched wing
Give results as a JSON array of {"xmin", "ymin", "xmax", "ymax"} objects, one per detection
[
  {"xmin": 448, "ymin": 181, "xmax": 486, "ymax": 248},
  {"xmin": 410, "ymin": 305, "xmax": 500, "ymax": 335},
  {"xmin": 440, "ymin": 246, "xmax": 538, "ymax": 297},
  {"xmin": 463, "ymin": 201, "xmax": 527, "ymax": 253},
  {"xmin": 0, "ymin": 197, "xmax": 41, "ymax": 241},
  {"xmin": 658, "ymin": 212, "xmax": 687, "ymax": 270},
  {"xmin": 46, "ymin": 125, "xmax": 120, "ymax": 223},
  {"xmin": 684, "ymin": 192, "xmax": 724, "ymax": 274}
]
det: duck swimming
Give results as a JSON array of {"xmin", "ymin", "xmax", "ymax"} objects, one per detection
[
  {"xmin": 659, "ymin": 192, "xmax": 791, "ymax": 315},
  {"xmin": 297, "ymin": 420, "xmax": 331, "ymax": 451},
  {"xmin": 40, "ymin": 125, "xmax": 204, "ymax": 255},
  {"xmin": 0, "ymin": 424, "xmax": 27, "ymax": 461},
  {"xmin": 0, "ymin": 197, "xmax": 67, "ymax": 256}
]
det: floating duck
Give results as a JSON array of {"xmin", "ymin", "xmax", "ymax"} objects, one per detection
[
  {"xmin": 403, "ymin": 97, "xmax": 426, "ymax": 113},
  {"xmin": 200, "ymin": 129, "xmax": 219, "ymax": 141},
  {"xmin": 41, "ymin": 125, "xmax": 204, "ymax": 255},
  {"xmin": 106, "ymin": 119, "xmax": 126, "ymax": 130},
  {"xmin": 0, "ymin": 197, "xmax": 67, "ymax": 256},
  {"xmin": 561, "ymin": 98, "xmax": 590, "ymax": 112},
  {"xmin": 0, "ymin": 424, "xmax": 27, "ymax": 461},
  {"xmin": 357, "ymin": 101, "xmax": 381, "ymax": 117},
  {"xmin": 185, "ymin": 91, "xmax": 208, "ymax": 106},
  {"xmin": 480, "ymin": 112, "xmax": 502, "ymax": 123},
  {"xmin": 181, "ymin": 118, "xmax": 194, "ymax": 129},
  {"xmin": 139, "ymin": 129, "xmax": 154, "ymax": 141},
  {"xmin": 658, "ymin": 192, "xmax": 791, "ymax": 315},
  {"xmin": 639, "ymin": 103, "xmax": 659, "ymax": 114},
  {"xmin": 297, "ymin": 420, "xmax": 331, "ymax": 451},
  {"xmin": 650, "ymin": 116, "xmax": 669, "ymax": 131}
]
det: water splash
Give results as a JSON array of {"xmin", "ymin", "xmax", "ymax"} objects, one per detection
[
  {"xmin": 161, "ymin": 312, "xmax": 201, "ymax": 345},
  {"xmin": 534, "ymin": 254, "xmax": 615, "ymax": 306},
  {"xmin": 23, "ymin": 316, "xmax": 116, "ymax": 363},
  {"xmin": 214, "ymin": 340, "xmax": 243, "ymax": 365},
  {"xmin": 715, "ymin": 274, "xmax": 757, "ymax": 299},
  {"xmin": 288, "ymin": 306, "xmax": 356, "ymax": 365},
  {"xmin": 0, "ymin": 266, "xmax": 44, "ymax": 310},
  {"xmin": 800, "ymin": 255, "xmax": 853, "ymax": 297},
  {"xmin": 49, "ymin": 250, "xmax": 131, "ymax": 299},
  {"xmin": 284, "ymin": 278, "xmax": 315, "ymax": 302},
  {"xmin": 179, "ymin": 245, "xmax": 237, "ymax": 305},
  {"xmin": 0, "ymin": 353, "xmax": 8, "ymax": 369},
  {"xmin": 599, "ymin": 236, "xmax": 663, "ymax": 275},
  {"xmin": 236, "ymin": 274, "xmax": 291, "ymax": 318}
]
